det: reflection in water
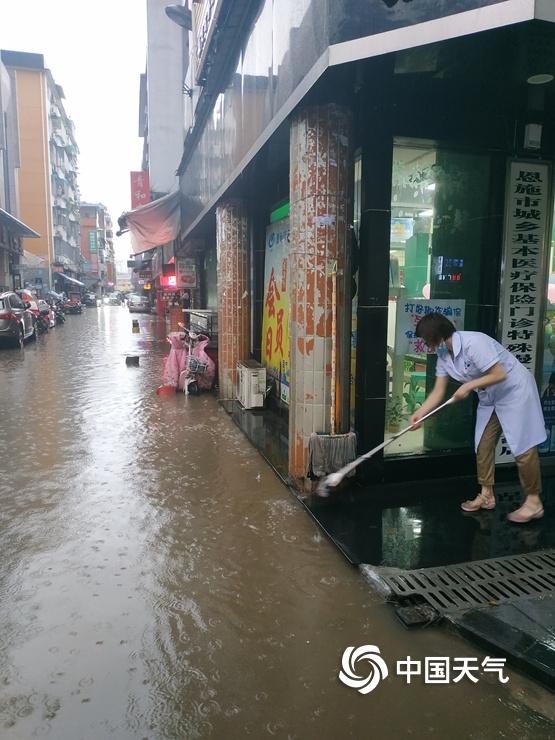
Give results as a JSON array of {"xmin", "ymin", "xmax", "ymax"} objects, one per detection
[{"xmin": 0, "ymin": 308, "xmax": 553, "ymax": 737}]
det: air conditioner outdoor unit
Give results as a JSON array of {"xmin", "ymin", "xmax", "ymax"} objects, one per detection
[{"xmin": 236, "ymin": 360, "xmax": 266, "ymax": 409}]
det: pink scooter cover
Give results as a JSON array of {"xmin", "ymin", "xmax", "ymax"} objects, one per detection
[
  {"xmin": 190, "ymin": 334, "xmax": 215, "ymax": 391},
  {"xmin": 162, "ymin": 333, "xmax": 188, "ymax": 388}
]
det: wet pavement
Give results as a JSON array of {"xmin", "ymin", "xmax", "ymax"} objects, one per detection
[
  {"xmin": 1, "ymin": 306, "xmax": 554, "ymax": 739},
  {"xmin": 450, "ymin": 594, "xmax": 555, "ymax": 690},
  {"xmin": 303, "ymin": 478, "xmax": 555, "ymax": 567},
  {"xmin": 228, "ymin": 398, "xmax": 555, "ymax": 568}
]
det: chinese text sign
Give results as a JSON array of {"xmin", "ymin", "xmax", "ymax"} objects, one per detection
[
  {"xmin": 130, "ymin": 171, "xmax": 151, "ymax": 210},
  {"xmin": 496, "ymin": 160, "xmax": 551, "ymax": 464},
  {"xmin": 395, "ymin": 299, "xmax": 466, "ymax": 356}
]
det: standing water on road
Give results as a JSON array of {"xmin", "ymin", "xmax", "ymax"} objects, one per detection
[{"xmin": 0, "ymin": 307, "xmax": 553, "ymax": 738}]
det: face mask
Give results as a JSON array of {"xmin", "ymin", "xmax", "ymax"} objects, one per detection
[{"xmin": 436, "ymin": 341, "xmax": 449, "ymax": 359}]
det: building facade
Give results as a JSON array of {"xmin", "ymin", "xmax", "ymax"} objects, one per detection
[
  {"xmin": 141, "ymin": 0, "xmax": 186, "ymax": 197},
  {"xmin": 0, "ymin": 50, "xmax": 81, "ymax": 294},
  {"xmin": 80, "ymin": 202, "xmax": 115, "ymax": 295},
  {"xmin": 49, "ymin": 78, "xmax": 81, "ymax": 286},
  {"xmin": 138, "ymin": 1, "xmax": 555, "ymax": 490},
  {"xmin": 124, "ymin": 0, "xmax": 191, "ymax": 314},
  {"xmin": 0, "ymin": 57, "xmax": 39, "ymax": 291}
]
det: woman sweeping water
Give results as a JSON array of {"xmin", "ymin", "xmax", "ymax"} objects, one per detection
[{"xmin": 409, "ymin": 312, "xmax": 546, "ymax": 523}]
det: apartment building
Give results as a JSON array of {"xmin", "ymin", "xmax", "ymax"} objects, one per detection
[
  {"xmin": 0, "ymin": 50, "xmax": 81, "ymax": 293},
  {"xmin": 80, "ymin": 202, "xmax": 115, "ymax": 294},
  {"xmin": 0, "ymin": 56, "xmax": 39, "ymax": 291}
]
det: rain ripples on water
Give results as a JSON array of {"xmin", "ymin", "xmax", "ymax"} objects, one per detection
[{"xmin": 0, "ymin": 307, "xmax": 554, "ymax": 738}]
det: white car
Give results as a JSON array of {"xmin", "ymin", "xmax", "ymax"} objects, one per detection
[{"xmin": 128, "ymin": 294, "xmax": 151, "ymax": 313}]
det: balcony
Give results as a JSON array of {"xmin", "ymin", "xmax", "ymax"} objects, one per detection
[
  {"xmin": 52, "ymin": 132, "xmax": 67, "ymax": 148},
  {"xmin": 54, "ymin": 224, "xmax": 67, "ymax": 241}
]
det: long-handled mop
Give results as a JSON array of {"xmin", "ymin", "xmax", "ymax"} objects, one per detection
[
  {"xmin": 316, "ymin": 396, "xmax": 456, "ymax": 496},
  {"xmin": 307, "ymin": 261, "xmax": 357, "ymax": 480}
]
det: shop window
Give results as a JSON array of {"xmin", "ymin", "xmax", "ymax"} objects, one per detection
[{"xmin": 385, "ymin": 144, "xmax": 491, "ymax": 456}]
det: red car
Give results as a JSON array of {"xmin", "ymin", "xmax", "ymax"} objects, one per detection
[
  {"xmin": 0, "ymin": 291, "xmax": 35, "ymax": 347},
  {"xmin": 63, "ymin": 292, "xmax": 83, "ymax": 314}
]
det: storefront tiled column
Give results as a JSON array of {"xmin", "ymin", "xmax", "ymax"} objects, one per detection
[
  {"xmin": 216, "ymin": 200, "xmax": 250, "ymax": 401},
  {"xmin": 289, "ymin": 104, "xmax": 352, "ymax": 487}
]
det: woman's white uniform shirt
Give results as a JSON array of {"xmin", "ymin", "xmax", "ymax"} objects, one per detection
[{"xmin": 435, "ymin": 331, "xmax": 546, "ymax": 456}]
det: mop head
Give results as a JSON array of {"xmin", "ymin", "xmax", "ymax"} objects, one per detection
[
  {"xmin": 308, "ymin": 432, "xmax": 357, "ymax": 484},
  {"xmin": 316, "ymin": 471, "xmax": 344, "ymax": 497}
]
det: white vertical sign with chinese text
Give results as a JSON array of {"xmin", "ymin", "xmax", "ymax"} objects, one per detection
[{"xmin": 496, "ymin": 160, "xmax": 551, "ymax": 464}]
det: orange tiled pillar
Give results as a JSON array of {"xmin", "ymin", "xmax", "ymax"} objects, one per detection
[
  {"xmin": 169, "ymin": 306, "xmax": 182, "ymax": 332},
  {"xmin": 216, "ymin": 200, "xmax": 250, "ymax": 400},
  {"xmin": 289, "ymin": 104, "xmax": 352, "ymax": 487}
]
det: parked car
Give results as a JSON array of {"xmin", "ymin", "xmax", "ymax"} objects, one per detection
[
  {"xmin": 63, "ymin": 291, "xmax": 83, "ymax": 314},
  {"xmin": 128, "ymin": 294, "xmax": 151, "ymax": 313},
  {"xmin": 108, "ymin": 294, "xmax": 121, "ymax": 305},
  {"xmin": 0, "ymin": 291, "xmax": 35, "ymax": 347},
  {"xmin": 82, "ymin": 293, "xmax": 97, "ymax": 307}
]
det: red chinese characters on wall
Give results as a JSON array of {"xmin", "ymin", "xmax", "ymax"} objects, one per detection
[{"xmin": 130, "ymin": 171, "xmax": 151, "ymax": 209}]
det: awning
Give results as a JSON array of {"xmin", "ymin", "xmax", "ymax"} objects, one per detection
[
  {"xmin": 0, "ymin": 208, "xmax": 40, "ymax": 238},
  {"xmin": 55, "ymin": 273, "xmax": 85, "ymax": 287},
  {"xmin": 118, "ymin": 191, "xmax": 181, "ymax": 255},
  {"xmin": 23, "ymin": 250, "xmax": 47, "ymax": 267}
]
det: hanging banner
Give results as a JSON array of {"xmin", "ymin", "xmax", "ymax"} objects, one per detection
[
  {"xmin": 496, "ymin": 159, "xmax": 551, "ymax": 464},
  {"xmin": 130, "ymin": 171, "xmax": 151, "ymax": 209},
  {"xmin": 261, "ymin": 217, "xmax": 290, "ymax": 403}
]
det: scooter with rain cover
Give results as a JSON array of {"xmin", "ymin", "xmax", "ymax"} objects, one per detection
[{"xmin": 178, "ymin": 326, "xmax": 215, "ymax": 395}]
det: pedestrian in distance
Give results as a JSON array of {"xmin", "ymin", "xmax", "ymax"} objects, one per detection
[{"xmin": 409, "ymin": 312, "xmax": 546, "ymax": 523}]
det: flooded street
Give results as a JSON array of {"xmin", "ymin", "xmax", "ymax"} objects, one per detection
[{"xmin": 0, "ymin": 306, "xmax": 553, "ymax": 739}]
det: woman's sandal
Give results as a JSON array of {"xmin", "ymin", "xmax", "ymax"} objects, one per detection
[
  {"xmin": 507, "ymin": 503, "xmax": 544, "ymax": 523},
  {"xmin": 460, "ymin": 492, "xmax": 496, "ymax": 512}
]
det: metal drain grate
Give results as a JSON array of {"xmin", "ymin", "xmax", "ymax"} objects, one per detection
[{"xmin": 382, "ymin": 550, "xmax": 555, "ymax": 613}]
